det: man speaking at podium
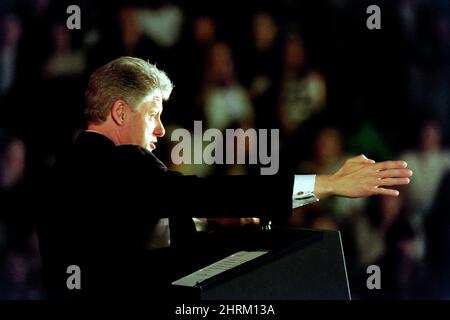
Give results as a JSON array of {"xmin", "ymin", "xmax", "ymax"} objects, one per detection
[{"xmin": 37, "ymin": 56, "xmax": 412, "ymax": 300}]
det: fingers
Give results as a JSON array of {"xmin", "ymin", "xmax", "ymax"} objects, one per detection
[
  {"xmin": 376, "ymin": 169, "xmax": 413, "ymax": 178},
  {"xmin": 371, "ymin": 174, "xmax": 411, "ymax": 197},
  {"xmin": 374, "ymin": 187, "xmax": 400, "ymax": 197},
  {"xmin": 377, "ymin": 177, "xmax": 411, "ymax": 186},
  {"xmin": 374, "ymin": 160, "xmax": 408, "ymax": 171}
]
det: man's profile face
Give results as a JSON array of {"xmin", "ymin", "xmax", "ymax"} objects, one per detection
[{"xmin": 125, "ymin": 91, "xmax": 165, "ymax": 151}]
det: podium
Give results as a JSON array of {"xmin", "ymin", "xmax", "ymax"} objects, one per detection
[{"xmin": 172, "ymin": 227, "xmax": 351, "ymax": 300}]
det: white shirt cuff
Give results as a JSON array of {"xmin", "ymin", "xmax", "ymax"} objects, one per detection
[{"xmin": 292, "ymin": 175, "xmax": 319, "ymax": 208}]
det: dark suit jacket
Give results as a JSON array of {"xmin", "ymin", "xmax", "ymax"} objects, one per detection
[{"xmin": 37, "ymin": 131, "xmax": 293, "ymax": 299}]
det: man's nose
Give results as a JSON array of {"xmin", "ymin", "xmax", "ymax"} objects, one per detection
[{"xmin": 155, "ymin": 119, "xmax": 165, "ymax": 137}]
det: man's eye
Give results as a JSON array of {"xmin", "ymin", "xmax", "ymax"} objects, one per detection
[{"xmin": 148, "ymin": 113, "xmax": 157, "ymax": 119}]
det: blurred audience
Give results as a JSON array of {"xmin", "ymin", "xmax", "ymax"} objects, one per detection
[
  {"xmin": 351, "ymin": 193, "xmax": 423, "ymax": 299},
  {"xmin": 43, "ymin": 21, "xmax": 85, "ymax": 79},
  {"xmin": 200, "ymin": 41, "xmax": 254, "ymax": 131},
  {"xmin": 297, "ymin": 126, "xmax": 367, "ymax": 226},
  {"xmin": 240, "ymin": 11, "xmax": 282, "ymax": 129},
  {"xmin": 175, "ymin": 14, "xmax": 218, "ymax": 126},
  {"xmin": 425, "ymin": 171, "xmax": 450, "ymax": 298},
  {"xmin": 0, "ymin": 129, "xmax": 43, "ymax": 299},
  {"xmin": 400, "ymin": 118, "xmax": 450, "ymax": 266},
  {"xmin": 0, "ymin": 0, "xmax": 448, "ymax": 300},
  {"xmin": 0, "ymin": 13, "xmax": 22, "ymax": 97},
  {"xmin": 341, "ymin": 96, "xmax": 394, "ymax": 161},
  {"xmin": 277, "ymin": 33, "xmax": 326, "ymax": 136}
]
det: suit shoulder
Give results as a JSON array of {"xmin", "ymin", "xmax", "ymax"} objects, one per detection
[{"xmin": 115, "ymin": 145, "xmax": 169, "ymax": 173}]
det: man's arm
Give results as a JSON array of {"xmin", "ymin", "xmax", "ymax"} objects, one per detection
[{"xmin": 207, "ymin": 155, "xmax": 412, "ymax": 228}]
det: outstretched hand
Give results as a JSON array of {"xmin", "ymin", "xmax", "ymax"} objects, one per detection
[{"xmin": 315, "ymin": 155, "xmax": 413, "ymax": 199}]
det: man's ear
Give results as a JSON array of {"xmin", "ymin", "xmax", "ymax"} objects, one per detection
[{"xmin": 111, "ymin": 100, "xmax": 128, "ymax": 126}]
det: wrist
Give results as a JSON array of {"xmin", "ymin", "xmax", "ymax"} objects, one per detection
[{"xmin": 314, "ymin": 174, "xmax": 336, "ymax": 199}]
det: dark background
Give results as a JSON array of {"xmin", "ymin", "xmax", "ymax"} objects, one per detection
[{"xmin": 0, "ymin": 0, "xmax": 449, "ymax": 299}]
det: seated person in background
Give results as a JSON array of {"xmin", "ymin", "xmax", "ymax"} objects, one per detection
[{"xmin": 37, "ymin": 56, "xmax": 412, "ymax": 299}]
